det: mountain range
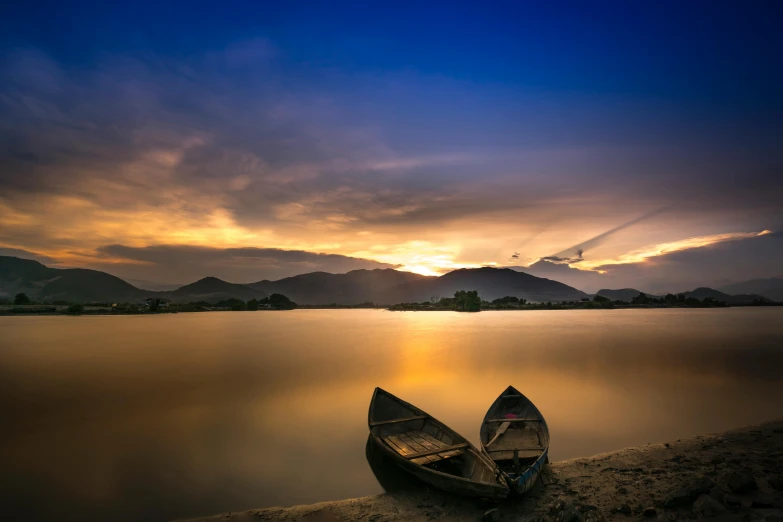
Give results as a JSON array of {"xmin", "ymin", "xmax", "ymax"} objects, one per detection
[
  {"xmin": 595, "ymin": 287, "xmax": 771, "ymax": 304},
  {"xmin": 0, "ymin": 256, "xmax": 778, "ymax": 305},
  {"xmin": 0, "ymin": 256, "xmax": 270, "ymax": 304},
  {"xmin": 0, "ymin": 256, "xmax": 587, "ymax": 304},
  {"xmin": 718, "ymin": 278, "xmax": 783, "ymax": 303},
  {"xmin": 0, "ymin": 256, "xmax": 148, "ymax": 303},
  {"xmin": 678, "ymin": 287, "xmax": 770, "ymax": 305}
]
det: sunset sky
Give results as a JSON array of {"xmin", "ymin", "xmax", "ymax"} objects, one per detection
[{"xmin": 1, "ymin": 2, "xmax": 781, "ymax": 292}]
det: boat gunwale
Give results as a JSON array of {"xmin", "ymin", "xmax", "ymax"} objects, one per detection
[
  {"xmin": 368, "ymin": 387, "xmax": 508, "ymax": 495},
  {"xmin": 479, "ymin": 385, "xmax": 550, "ymax": 493}
]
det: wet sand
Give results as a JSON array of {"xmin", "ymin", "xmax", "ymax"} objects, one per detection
[{"xmin": 178, "ymin": 421, "xmax": 783, "ymax": 522}]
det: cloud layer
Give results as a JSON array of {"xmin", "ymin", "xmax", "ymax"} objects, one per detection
[
  {"xmin": 92, "ymin": 245, "xmax": 399, "ymax": 284},
  {"xmin": 523, "ymin": 231, "xmax": 783, "ymax": 294},
  {"xmin": 1, "ymin": 6, "xmax": 781, "ymax": 286}
]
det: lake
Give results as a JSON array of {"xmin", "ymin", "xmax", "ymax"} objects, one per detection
[{"xmin": 1, "ymin": 308, "xmax": 782, "ymax": 521}]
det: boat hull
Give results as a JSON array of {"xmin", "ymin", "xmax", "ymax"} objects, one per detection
[
  {"xmin": 370, "ymin": 433, "xmax": 508, "ymax": 499},
  {"xmin": 480, "ymin": 386, "xmax": 550, "ymax": 496},
  {"xmin": 368, "ymin": 388, "xmax": 509, "ymax": 499},
  {"xmin": 506, "ymin": 447, "xmax": 548, "ymax": 494}
]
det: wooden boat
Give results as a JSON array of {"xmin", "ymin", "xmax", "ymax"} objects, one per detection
[
  {"xmin": 480, "ymin": 385, "xmax": 549, "ymax": 495},
  {"xmin": 368, "ymin": 387, "xmax": 509, "ymax": 499}
]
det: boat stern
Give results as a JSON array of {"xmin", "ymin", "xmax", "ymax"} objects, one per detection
[{"xmin": 507, "ymin": 447, "xmax": 548, "ymax": 495}]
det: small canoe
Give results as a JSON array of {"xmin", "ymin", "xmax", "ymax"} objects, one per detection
[
  {"xmin": 480, "ymin": 385, "xmax": 550, "ymax": 495},
  {"xmin": 368, "ymin": 387, "xmax": 509, "ymax": 499}
]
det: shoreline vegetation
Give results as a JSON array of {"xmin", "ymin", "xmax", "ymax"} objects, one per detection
[
  {"xmin": 3, "ymin": 257, "xmax": 780, "ymax": 315},
  {"xmin": 0, "ymin": 292, "xmax": 297, "ymax": 315},
  {"xmin": 1, "ymin": 289, "xmax": 779, "ymax": 316},
  {"xmin": 178, "ymin": 420, "xmax": 783, "ymax": 522},
  {"xmin": 387, "ymin": 291, "xmax": 778, "ymax": 312},
  {"xmin": 0, "ymin": 290, "xmax": 783, "ymax": 315}
]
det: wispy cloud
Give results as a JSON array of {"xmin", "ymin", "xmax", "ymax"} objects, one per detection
[
  {"xmin": 541, "ymin": 206, "xmax": 672, "ymax": 265},
  {"xmin": 579, "ymin": 230, "xmax": 773, "ymax": 270}
]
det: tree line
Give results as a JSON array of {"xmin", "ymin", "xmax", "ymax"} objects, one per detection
[
  {"xmin": 387, "ymin": 290, "xmax": 763, "ymax": 311},
  {"xmin": 2, "ymin": 292, "xmax": 296, "ymax": 314}
]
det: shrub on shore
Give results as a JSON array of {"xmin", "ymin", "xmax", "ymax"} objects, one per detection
[
  {"xmin": 66, "ymin": 304, "xmax": 85, "ymax": 315},
  {"xmin": 14, "ymin": 293, "xmax": 31, "ymax": 305}
]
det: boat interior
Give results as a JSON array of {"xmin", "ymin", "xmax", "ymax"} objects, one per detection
[
  {"xmin": 370, "ymin": 391, "xmax": 497, "ymax": 484},
  {"xmin": 482, "ymin": 391, "xmax": 548, "ymax": 474}
]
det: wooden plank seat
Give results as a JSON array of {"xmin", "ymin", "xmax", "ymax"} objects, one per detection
[
  {"xmin": 485, "ymin": 423, "xmax": 543, "ymax": 461},
  {"xmin": 405, "ymin": 443, "xmax": 470, "ymax": 460},
  {"xmin": 484, "ymin": 448, "xmax": 544, "ymax": 461},
  {"xmin": 485, "ymin": 446, "xmax": 545, "ymax": 452},
  {"xmin": 369, "ymin": 415, "xmax": 427, "ymax": 427},
  {"xmin": 384, "ymin": 431, "xmax": 468, "ymax": 465}
]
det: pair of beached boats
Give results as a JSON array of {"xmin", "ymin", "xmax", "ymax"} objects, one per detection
[{"xmin": 368, "ymin": 386, "xmax": 549, "ymax": 499}]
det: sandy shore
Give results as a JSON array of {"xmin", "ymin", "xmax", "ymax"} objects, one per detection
[{"xmin": 178, "ymin": 421, "xmax": 783, "ymax": 522}]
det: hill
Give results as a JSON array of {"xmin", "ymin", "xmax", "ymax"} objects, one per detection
[
  {"xmin": 680, "ymin": 287, "xmax": 769, "ymax": 304},
  {"xmin": 248, "ymin": 269, "xmax": 431, "ymax": 305},
  {"xmin": 0, "ymin": 257, "xmax": 145, "ymax": 303},
  {"xmin": 388, "ymin": 267, "xmax": 589, "ymax": 303},
  {"xmin": 0, "ymin": 257, "xmax": 266, "ymax": 304},
  {"xmin": 596, "ymin": 288, "xmax": 655, "ymax": 302},
  {"xmin": 0, "ymin": 256, "xmax": 59, "ymax": 298},
  {"xmin": 39, "ymin": 269, "xmax": 146, "ymax": 303},
  {"xmin": 168, "ymin": 277, "xmax": 267, "ymax": 302},
  {"xmin": 718, "ymin": 278, "xmax": 783, "ymax": 302},
  {"xmin": 0, "ymin": 256, "xmax": 55, "ymax": 282}
]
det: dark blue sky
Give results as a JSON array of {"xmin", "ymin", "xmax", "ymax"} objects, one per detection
[
  {"xmin": 4, "ymin": 2, "xmax": 780, "ymax": 96},
  {"xmin": 3, "ymin": 1, "xmax": 781, "ymax": 153},
  {"xmin": 0, "ymin": 1, "xmax": 781, "ymax": 289}
]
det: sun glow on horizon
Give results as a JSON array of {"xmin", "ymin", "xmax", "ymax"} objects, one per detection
[
  {"xmin": 395, "ymin": 257, "xmax": 497, "ymax": 277},
  {"xmin": 397, "ymin": 260, "xmax": 496, "ymax": 277}
]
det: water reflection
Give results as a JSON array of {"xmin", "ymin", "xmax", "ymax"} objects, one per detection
[{"xmin": 0, "ymin": 308, "xmax": 782, "ymax": 521}]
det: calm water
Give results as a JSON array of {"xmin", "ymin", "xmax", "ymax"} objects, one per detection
[{"xmin": 2, "ymin": 309, "xmax": 783, "ymax": 521}]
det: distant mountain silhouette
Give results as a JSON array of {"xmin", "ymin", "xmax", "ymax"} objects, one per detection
[
  {"xmin": 251, "ymin": 267, "xmax": 588, "ymax": 304},
  {"xmin": 0, "ymin": 257, "xmax": 144, "ymax": 302},
  {"xmin": 169, "ymin": 276, "xmax": 267, "ymax": 302},
  {"xmin": 248, "ymin": 268, "xmax": 430, "ymax": 304},
  {"xmin": 1, "ymin": 255, "xmax": 774, "ymax": 306},
  {"xmin": 38, "ymin": 269, "xmax": 146, "ymax": 303},
  {"xmin": 680, "ymin": 287, "xmax": 769, "ymax": 304},
  {"xmin": 0, "ymin": 256, "xmax": 54, "ymax": 282},
  {"xmin": 388, "ymin": 267, "xmax": 589, "ymax": 303},
  {"xmin": 718, "ymin": 278, "xmax": 783, "ymax": 302},
  {"xmin": 0, "ymin": 257, "xmax": 587, "ymax": 304},
  {"xmin": 595, "ymin": 288, "xmax": 659, "ymax": 301},
  {"xmin": 0, "ymin": 257, "xmax": 264, "ymax": 303}
]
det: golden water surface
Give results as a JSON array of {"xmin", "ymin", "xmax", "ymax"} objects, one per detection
[{"xmin": 1, "ymin": 308, "xmax": 782, "ymax": 521}]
